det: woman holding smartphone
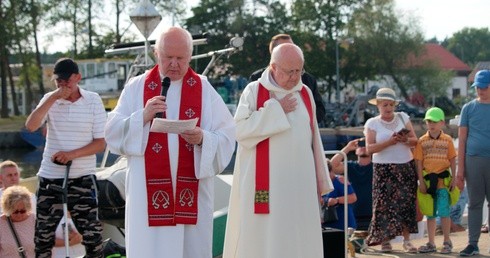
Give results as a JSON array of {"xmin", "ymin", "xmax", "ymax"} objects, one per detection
[{"xmin": 363, "ymin": 88, "xmax": 419, "ymax": 253}]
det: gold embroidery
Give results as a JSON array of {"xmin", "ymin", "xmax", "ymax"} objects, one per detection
[{"xmin": 255, "ymin": 190, "xmax": 269, "ymax": 203}]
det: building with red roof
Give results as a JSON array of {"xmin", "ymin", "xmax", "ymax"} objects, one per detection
[
  {"xmin": 408, "ymin": 43, "xmax": 472, "ymax": 99},
  {"xmin": 469, "ymin": 62, "xmax": 490, "ymax": 83}
]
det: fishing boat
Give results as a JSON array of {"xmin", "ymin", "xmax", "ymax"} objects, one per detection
[{"xmin": 20, "ymin": 127, "xmax": 46, "ymax": 149}]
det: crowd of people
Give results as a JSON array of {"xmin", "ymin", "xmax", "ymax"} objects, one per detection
[{"xmin": 0, "ymin": 26, "xmax": 488, "ymax": 258}]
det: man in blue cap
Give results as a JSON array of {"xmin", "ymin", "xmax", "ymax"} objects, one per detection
[{"xmin": 456, "ymin": 69, "xmax": 490, "ymax": 256}]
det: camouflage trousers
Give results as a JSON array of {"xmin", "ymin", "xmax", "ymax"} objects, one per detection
[{"xmin": 35, "ymin": 175, "xmax": 103, "ymax": 258}]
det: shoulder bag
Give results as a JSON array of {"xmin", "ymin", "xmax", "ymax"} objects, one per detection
[{"xmin": 6, "ymin": 216, "xmax": 27, "ymax": 258}]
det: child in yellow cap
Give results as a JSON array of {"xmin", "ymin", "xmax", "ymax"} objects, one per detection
[{"xmin": 415, "ymin": 107, "xmax": 458, "ymax": 254}]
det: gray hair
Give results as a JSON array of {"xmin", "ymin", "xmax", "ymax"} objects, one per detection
[
  {"xmin": 155, "ymin": 26, "xmax": 193, "ymax": 57},
  {"xmin": 1, "ymin": 185, "xmax": 32, "ymax": 216}
]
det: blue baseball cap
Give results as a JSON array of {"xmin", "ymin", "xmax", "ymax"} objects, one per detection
[{"xmin": 472, "ymin": 70, "xmax": 490, "ymax": 88}]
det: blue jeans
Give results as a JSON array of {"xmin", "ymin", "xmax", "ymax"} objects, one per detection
[{"xmin": 451, "ymin": 187, "xmax": 468, "ymax": 224}]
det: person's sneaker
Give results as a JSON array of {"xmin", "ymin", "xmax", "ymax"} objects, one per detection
[
  {"xmin": 418, "ymin": 242, "xmax": 436, "ymax": 253},
  {"xmin": 441, "ymin": 241, "xmax": 452, "ymax": 254},
  {"xmin": 459, "ymin": 244, "xmax": 479, "ymax": 256}
]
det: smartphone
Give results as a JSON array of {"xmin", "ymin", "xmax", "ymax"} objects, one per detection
[
  {"xmin": 397, "ymin": 128, "xmax": 410, "ymax": 136},
  {"xmin": 358, "ymin": 139, "xmax": 366, "ymax": 147}
]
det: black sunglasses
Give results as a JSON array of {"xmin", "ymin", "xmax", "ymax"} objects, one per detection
[{"xmin": 12, "ymin": 209, "xmax": 27, "ymax": 215}]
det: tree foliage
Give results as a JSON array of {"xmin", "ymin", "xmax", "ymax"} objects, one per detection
[
  {"xmin": 345, "ymin": 0, "xmax": 445, "ymax": 100},
  {"xmin": 185, "ymin": 0, "xmax": 291, "ymax": 77},
  {"xmin": 442, "ymin": 27, "xmax": 490, "ymax": 67},
  {"xmin": 1, "ymin": 0, "xmax": 473, "ymax": 118}
]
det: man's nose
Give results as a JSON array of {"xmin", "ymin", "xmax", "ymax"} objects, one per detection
[{"xmin": 169, "ymin": 58, "xmax": 179, "ymax": 66}]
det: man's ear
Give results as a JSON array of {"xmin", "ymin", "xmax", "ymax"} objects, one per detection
[{"xmin": 74, "ymin": 73, "xmax": 82, "ymax": 82}]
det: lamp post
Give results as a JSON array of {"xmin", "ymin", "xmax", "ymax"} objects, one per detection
[
  {"xmin": 335, "ymin": 38, "xmax": 354, "ymax": 103},
  {"xmin": 130, "ymin": 0, "xmax": 162, "ymax": 67}
]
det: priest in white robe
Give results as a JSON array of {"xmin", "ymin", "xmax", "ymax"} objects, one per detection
[
  {"xmin": 104, "ymin": 27, "xmax": 235, "ymax": 258},
  {"xmin": 223, "ymin": 43, "xmax": 333, "ymax": 258}
]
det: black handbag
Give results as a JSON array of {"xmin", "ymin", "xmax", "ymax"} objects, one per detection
[{"xmin": 322, "ymin": 204, "xmax": 339, "ymax": 223}]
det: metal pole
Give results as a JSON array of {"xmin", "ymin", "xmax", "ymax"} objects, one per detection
[
  {"xmin": 172, "ymin": 0, "xmax": 175, "ymax": 26},
  {"xmin": 144, "ymin": 39, "xmax": 148, "ymax": 67},
  {"xmin": 324, "ymin": 150, "xmax": 349, "ymax": 258},
  {"xmin": 335, "ymin": 40, "xmax": 340, "ymax": 103}
]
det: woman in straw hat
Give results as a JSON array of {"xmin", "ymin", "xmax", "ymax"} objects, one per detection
[{"xmin": 363, "ymin": 87, "xmax": 419, "ymax": 253}]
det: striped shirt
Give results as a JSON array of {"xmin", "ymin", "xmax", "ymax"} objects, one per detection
[{"xmin": 37, "ymin": 88, "xmax": 106, "ymax": 179}]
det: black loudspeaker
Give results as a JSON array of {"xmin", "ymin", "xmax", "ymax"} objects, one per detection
[{"xmin": 322, "ymin": 228, "xmax": 345, "ymax": 258}]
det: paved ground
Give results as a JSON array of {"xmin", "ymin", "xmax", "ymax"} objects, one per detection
[{"xmin": 354, "ymin": 227, "xmax": 490, "ymax": 258}]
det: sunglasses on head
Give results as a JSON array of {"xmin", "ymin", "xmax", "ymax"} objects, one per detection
[{"xmin": 12, "ymin": 209, "xmax": 27, "ymax": 215}]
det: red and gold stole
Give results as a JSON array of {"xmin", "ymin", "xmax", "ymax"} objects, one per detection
[
  {"xmin": 143, "ymin": 65, "xmax": 202, "ymax": 226},
  {"xmin": 255, "ymin": 83, "xmax": 313, "ymax": 214}
]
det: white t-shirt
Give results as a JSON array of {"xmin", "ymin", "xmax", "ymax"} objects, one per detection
[
  {"xmin": 36, "ymin": 88, "xmax": 106, "ymax": 179},
  {"xmin": 364, "ymin": 112, "xmax": 413, "ymax": 164},
  {"xmin": 51, "ymin": 217, "xmax": 86, "ymax": 258}
]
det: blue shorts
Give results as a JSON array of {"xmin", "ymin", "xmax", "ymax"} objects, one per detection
[{"xmin": 427, "ymin": 188, "xmax": 450, "ymax": 219}]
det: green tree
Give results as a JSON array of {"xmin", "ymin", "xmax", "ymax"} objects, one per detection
[
  {"xmin": 0, "ymin": 0, "xmax": 33, "ymax": 117},
  {"xmin": 348, "ymin": 0, "xmax": 449, "ymax": 101},
  {"xmin": 185, "ymin": 0, "xmax": 278, "ymax": 77},
  {"xmin": 290, "ymin": 0, "xmax": 366, "ymax": 101},
  {"xmin": 30, "ymin": 0, "xmax": 46, "ymax": 97},
  {"xmin": 443, "ymin": 27, "xmax": 490, "ymax": 66}
]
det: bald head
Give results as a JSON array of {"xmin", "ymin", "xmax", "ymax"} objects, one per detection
[
  {"xmin": 270, "ymin": 43, "xmax": 304, "ymax": 65},
  {"xmin": 269, "ymin": 43, "xmax": 304, "ymax": 90},
  {"xmin": 156, "ymin": 27, "xmax": 193, "ymax": 57},
  {"xmin": 155, "ymin": 26, "xmax": 193, "ymax": 80}
]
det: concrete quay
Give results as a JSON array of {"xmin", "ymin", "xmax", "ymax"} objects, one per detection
[{"xmin": 355, "ymin": 228, "xmax": 490, "ymax": 258}]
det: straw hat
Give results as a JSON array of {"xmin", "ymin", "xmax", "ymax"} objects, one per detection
[{"xmin": 368, "ymin": 87, "xmax": 399, "ymax": 105}]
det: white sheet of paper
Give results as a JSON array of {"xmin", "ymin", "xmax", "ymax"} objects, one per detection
[{"xmin": 150, "ymin": 117, "xmax": 199, "ymax": 134}]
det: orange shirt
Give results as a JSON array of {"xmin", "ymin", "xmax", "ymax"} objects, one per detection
[{"xmin": 414, "ymin": 131, "xmax": 457, "ymax": 173}]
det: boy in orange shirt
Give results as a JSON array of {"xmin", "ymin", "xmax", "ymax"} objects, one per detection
[{"xmin": 415, "ymin": 107, "xmax": 457, "ymax": 254}]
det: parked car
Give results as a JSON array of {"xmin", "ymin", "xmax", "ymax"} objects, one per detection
[{"xmin": 396, "ymin": 101, "xmax": 425, "ymax": 118}]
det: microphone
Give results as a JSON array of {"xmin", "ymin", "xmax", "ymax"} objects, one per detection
[{"xmin": 155, "ymin": 77, "xmax": 171, "ymax": 118}]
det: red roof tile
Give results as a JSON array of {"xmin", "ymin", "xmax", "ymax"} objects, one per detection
[{"xmin": 407, "ymin": 43, "xmax": 471, "ymax": 73}]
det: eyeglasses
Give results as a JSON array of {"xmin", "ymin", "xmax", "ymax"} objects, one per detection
[
  {"xmin": 12, "ymin": 209, "xmax": 27, "ymax": 215},
  {"xmin": 276, "ymin": 65, "xmax": 305, "ymax": 78}
]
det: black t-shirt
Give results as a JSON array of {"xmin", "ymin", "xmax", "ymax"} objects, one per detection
[{"xmin": 347, "ymin": 160, "xmax": 373, "ymax": 217}]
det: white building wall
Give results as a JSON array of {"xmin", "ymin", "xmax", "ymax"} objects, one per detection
[{"xmin": 448, "ymin": 76, "xmax": 468, "ymax": 98}]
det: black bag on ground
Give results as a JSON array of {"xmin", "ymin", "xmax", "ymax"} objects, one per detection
[
  {"xmin": 322, "ymin": 204, "xmax": 339, "ymax": 223},
  {"xmin": 97, "ymin": 179, "xmax": 125, "ymax": 221},
  {"xmin": 96, "ymin": 157, "xmax": 127, "ymax": 226},
  {"xmin": 102, "ymin": 238, "xmax": 126, "ymax": 258}
]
